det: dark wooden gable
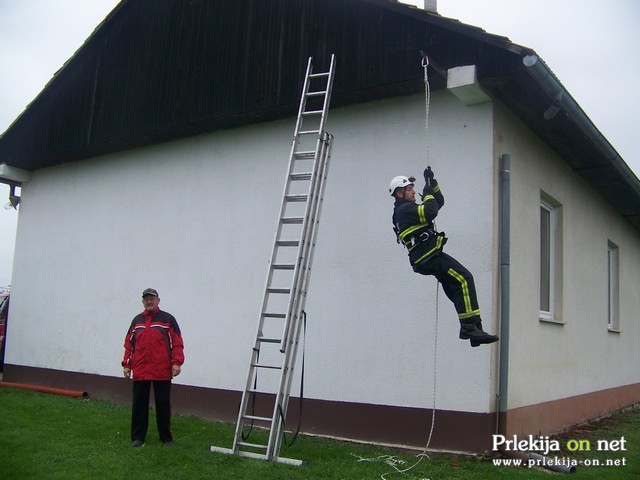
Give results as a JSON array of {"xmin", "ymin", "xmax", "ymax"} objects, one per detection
[{"xmin": 0, "ymin": 0, "xmax": 527, "ymax": 170}]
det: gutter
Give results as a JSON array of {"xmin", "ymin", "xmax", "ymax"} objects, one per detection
[{"xmin": 522, "ymin": 54, "xmax": 639, "ymax": 185}]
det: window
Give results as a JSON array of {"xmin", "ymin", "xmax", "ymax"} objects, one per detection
[
  {"xmin": 607, "ymin": 241, "xmax": 620, "ymax": 331},
  {"xmin": 539, "ymin": 194, "xmax": 562, "ymax": 323},
  {"xmin": 539, "ymin": 202, "xmax": 553, "ymax": 319}
]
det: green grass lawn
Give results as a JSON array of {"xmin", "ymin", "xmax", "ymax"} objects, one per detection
[{"xmin": 0, "ymin": 386, "xmax": 637, "ymax": 479}]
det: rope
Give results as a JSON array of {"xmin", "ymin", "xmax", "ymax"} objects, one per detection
[
  {"xmin": 379, "ymin": 284, "xmax": 438, "ymax": 480},
  {"xmin": 422, "ymin": 56, "xmax": 431, "ymax": 166},
  {"xmin": 378, "ymin": 57, "xmax": 438, "ymax": 480},
  {"xmin": 279, "ymin": 310, "xmax": 306, "ymax": 447}
]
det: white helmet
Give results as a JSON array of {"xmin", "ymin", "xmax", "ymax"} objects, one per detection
[{"xmin": 388, "ymin": 175, "xmax": 415, "ymax": 196}]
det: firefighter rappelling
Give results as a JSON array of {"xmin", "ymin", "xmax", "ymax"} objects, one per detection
[{"xmin": 390, "ymin": 167, "xmax": 499, "ymax": 347}]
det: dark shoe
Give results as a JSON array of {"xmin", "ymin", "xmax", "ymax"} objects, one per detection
[
  {"xmin": 162, "ymin": 440, "xmax": 174, "ymax": 447},
  {"xmin": 131, "ymin": 440, "xmax": 145, "ymax": 448},
  {"xmin": 469, "ymin": 320, "xmax": 499, "ymax": 347},
  {"xmin": 470, "ymin": 336, "xmax": 499, "ymax": 347},
  {"xmin": 459, "ymin": 321, "xmax": 499, "ymax": 347}
]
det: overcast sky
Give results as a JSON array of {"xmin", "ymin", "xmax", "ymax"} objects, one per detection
[{"xmin": 0, "ymin": 0, "xmax": 638, "ymax": 288}]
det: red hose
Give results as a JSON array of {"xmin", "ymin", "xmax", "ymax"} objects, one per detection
[{"xmin": 0, "ymin": 381, "xmax": 89, "ymax": 398}]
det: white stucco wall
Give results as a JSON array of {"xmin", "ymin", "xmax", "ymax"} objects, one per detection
[
  {"xmin": 495, "ymin": 104, "xmax": 640, "ymax": 409},
  {"xmin": 7, "ymin": 91, "xmax": 498, "ymax": 413}
]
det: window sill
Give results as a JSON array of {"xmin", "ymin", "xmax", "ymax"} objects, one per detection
[{"xmin": 539, "ymin": 317, "xmax": 565, "ymax": 326}]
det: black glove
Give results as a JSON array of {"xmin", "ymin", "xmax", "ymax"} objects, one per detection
[
  {"xmin": 421, "ymin": 183, "xmax": 434, "ymax": 200},
  {"xmin": 423, "ymin": 166, "xmax": 434, "ymax": 186}
]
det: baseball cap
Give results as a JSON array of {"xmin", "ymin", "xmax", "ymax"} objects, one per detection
[{"xmin": 142, "ymin": 288, "xmax": 159, "ymax": 297}]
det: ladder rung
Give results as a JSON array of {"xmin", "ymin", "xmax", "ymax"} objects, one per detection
[
  {"xmin": 281, "ymin": 217, "xmax": 303, "ymax": 224},
  {"xmin": 302, "ymin": 110, "xmax": 323, "ymax": 116},
  {"xmin": 267, "ymin": 287, "xmax": 291, "ymax": 294},
  {"xmin": 299, "ymin": 130, "xmax": 321, "ymax": 135},
  {"xmin": 306, "ymin": 90, "xmax": 327, "ymax": 97},
  {"xmin": 243, "ymin": 415, "xmax": 273, "ymax": 423},
  {"xmin": 276, "ymin": 240, "xmax": 299, "ymax": 247},
  {"xmin": 285, "ymin": 194, "xmax": 307, "ymax": 202},
  {"xmin": 252, "ymin": 363, "xmax": 282, "ymax": 370},
  {"xmin": 262, "ymin": 312, "xmax": 286, "ymax": 318},
  {"xmin": 290, "ymin": 172, "xmax": 312, "ymax": 181},
  {"xmin": 237, "ymin": 441, "xmax": 269, "ymax": 450},
  {"xmin": 309, "ymin": 72, "xmax": 330, "ymax": 78},
  {"xmin": 293, "ymin": 151, "xmax": 316, "ymax": 159},
  {"xmin": 272, "ymin": 263, "xmax": 295, "ymax": 270},
  {"xmin": 257, "ymin": 336, "xmax": 282, "ymax": 344}
]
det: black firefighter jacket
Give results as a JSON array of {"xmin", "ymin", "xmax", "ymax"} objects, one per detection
[{"xmin": 392, "ymin": 180, "xmax": 447, "ymax": 270}]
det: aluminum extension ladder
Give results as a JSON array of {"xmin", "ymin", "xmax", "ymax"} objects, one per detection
[{"xmin": 210, "ymin": 55, "xmax": 336, "ymax": 466}]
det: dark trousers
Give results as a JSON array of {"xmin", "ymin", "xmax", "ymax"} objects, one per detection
[
  {"xmin": 414, "ymin": 252, "xmax": 481, "ymax": 323},
  {"xmin": 131, "ymin": 380, "xmax": 173, "ymax": 443}
]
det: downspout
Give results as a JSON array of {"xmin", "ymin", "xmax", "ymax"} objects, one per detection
[{"xmin": 496, "ymin": 154, "xmax": 510, "ymax": 435}]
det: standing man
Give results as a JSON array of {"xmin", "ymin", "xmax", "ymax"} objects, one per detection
[
  {"xmin": 122, "ymin": 288, "xmax": 185, "ymax": 447},
  {"xmin": 390, "ymin": 167, "xmax": 499, "ymax": 347}
]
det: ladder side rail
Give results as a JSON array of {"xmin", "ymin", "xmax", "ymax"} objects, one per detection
[
  {"xmin": 269, "ymin": 135, "xmax": 334, "ymax": 458},
  {"xmin": 231, "ymin": 227, "xmax": 286, "ymax": 454},
  {"xmin": 266, "ymin": 127, "xmax": 331, "ymax": 459},
  {"xmin": 272, "ymin": 55, "xmax": 335, "ymax": 441},
  {"xmin": 271, "ymin": 135, "xmax": 333, "ymax": 439},
  {"xmin": 230, "ymin": 57, "xmax": 316, "ymax": 456},
  {"xmin": 314, "ymin": 55, "xmax": 336, "ymax": 137},
  {"xmin": 252, "ymin": 55, "xmax": 315, "ymax": 353},
  {"xmin": 230, "ymin": 344, "xmax": 263, "ymax": 453},
  {"xmin": 277, "ymin": 161, "xmax": 320, "ymax": 353},
  {"xmin": 231, "ymin": 215, "xmax": 293, "ymax": 451},
  {"xmin": 216, "ymin": 55, "xmax": 335, "ymax": 464},
  {"xmin": 287, "ymin": 136, "xmax": 332, "ymax": 334},
  {"xmin": 277, "ymin": 133, "xmax": 326, "ymax": 352},
  {"xmin": 268, "ymin": 196, "xmax": 323, "ymax": 456},
  {"xmin": 273, "ymin": 57, "xmax": 320, "ymax": 353},
  {"xmin": 283, "ymin": 135, "xmax": 331, "ymax": 348},
  {"xmin": 231, "ymin": 209, "xmax": 290, "ymax": 451},
  {"xmin": 278, "ymin": 57, "xmax": 335, "ymax": 353},
  {"xmin": 286, "ymin": 58, "xmax": 336, "ymax": 339},
  {"xmin": 280, "ymin": 111, "xmax": 334, "ymax": 351},
  {"xmin": 292, "ymin": 57, "xmax": 315, "ymax": 137}
]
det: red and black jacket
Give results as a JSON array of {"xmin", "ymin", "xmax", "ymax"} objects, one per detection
[{"xmin": 122, "ymin": 309, "xmax": 184, "ymax": 381}]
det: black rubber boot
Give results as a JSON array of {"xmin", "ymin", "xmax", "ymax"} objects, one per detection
[{"xmin": 459, "ymin": 319, "xmax": 499, "ymax": 347}]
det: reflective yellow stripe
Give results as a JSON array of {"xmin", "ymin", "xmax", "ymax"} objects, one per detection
[
  {"xmin": 447, "ymin": 268, "xmax": 474, "ymax": 315},
  {"xmin": 458, "ymin": 309, "xmax": 481, "ymax": 320},
  {"xmin": 399, "ymin": 197, "xmax": 436, "ymax": 241},
  {"xmin": 398, "ymin": 223, "xmax": 428, "ymax": 241},
  {"xmin": 417, "ymin": 204, "xmax": 426, "ymax": 223},
  {"xmin": 413, "ymin": 235, "xmax": 444, "ymax": 264}
]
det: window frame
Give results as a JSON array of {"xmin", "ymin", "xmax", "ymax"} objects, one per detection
[
  {"xmin": 607, "ymin": 240, "xmax": 620, "ymax": 332},
  {"xmin": 539, "ymin": 200, "xmax": 555, "ymax": 322}
]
